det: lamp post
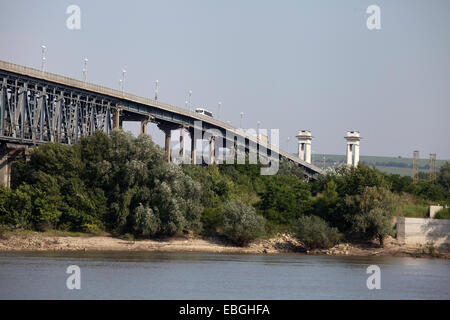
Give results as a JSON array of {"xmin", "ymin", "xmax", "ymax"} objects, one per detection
[
  {"xmin": 121, "ymin": 69, "xmax": 126, "ymax": 94},
  {"xmin": 218, "ymin": 102, "xmax": 221, "ymax": 120},
  {"xmin": 188, "ymin": 90, "xmax": 192, "ymax": 111},
  {"xmin": 41, "ymin": 45, "xmax": 46, "ymax": 73},
  {"xmin": 257, "ymin": 121, "xmax": 260, "ymax": 141},
  {"xmin": 83, "ymin": 58, "xmax": 88, "ymax": 83},
  {"xmin": 154, "ymin": 80, "xmax": 159, "ymax": 100}
]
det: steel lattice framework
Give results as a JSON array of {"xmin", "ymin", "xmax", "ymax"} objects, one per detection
[{"xmin": 0, "ymin": 78, "xmax": 113, "ymax": 145}]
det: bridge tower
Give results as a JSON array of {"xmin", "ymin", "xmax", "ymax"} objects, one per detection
[
  {"xmin": 345, "ymin": 131, "xmax": 361, "ymax": 167},
  {"xmin": 296, "ymin": 130, "xmax": 312, "ymax": 164}
]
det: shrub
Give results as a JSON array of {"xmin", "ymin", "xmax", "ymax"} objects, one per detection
[
  {"xmin": 82, "ymin": 223, "xmax": 104, "ymax": 235},
  {"xmin": 434, "ymin": 208, "xmax": 450, "ymax": 219},
  {"xmin": 222, "ymin": 200, "xmax": 265, "ymax": 246},
  {"xmin": 294, "ymin": 215, "xmax": 342, "ymax": 249},
  {"xmin": 131, "ymin": 204, "xmax": 160, "ymax": 237},
  {"xmin": 201, "ymin": 207, "xmax": 222, "ymax": 236}
]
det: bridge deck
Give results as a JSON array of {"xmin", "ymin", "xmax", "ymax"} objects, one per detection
[{"xmin": 0, "ymin": 60, "xmax": 324, "ymax": 176}]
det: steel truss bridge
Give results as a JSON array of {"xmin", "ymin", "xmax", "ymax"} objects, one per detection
[{"xmin": 0, "ymin": 60, "xmax": 324, "ymax": 186}]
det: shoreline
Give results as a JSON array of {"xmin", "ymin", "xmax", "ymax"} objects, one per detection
[{"xmin": 0, "ymin": 231, "xmax": 448, "ymax": 259}]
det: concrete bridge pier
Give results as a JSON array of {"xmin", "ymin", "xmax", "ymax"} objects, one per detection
[
  {"xmin": 0, "ymin": 144, "xmax": 28, "ymax": 188},
  {"xmin": 179, "ymin": 126, "xmax": 189, "ymax": 160},
  {"xmin": 141, "ymin": 120, "xmax": 148, "ymax": 135},
  {"xmin": 189, "ymin": 128, "xmax": 197, "ymax": 165},
  {"xmin": 157, "ymin": 122, "xmax": 180, "ymax": 163},
  {"xmin": 0, "ymin": 152, "xmax": 11, "ymax": 188},
  {"xmin": 140, "ymin": 116, "xmax": 154, "ymax": 135},
  {"xmin": 113, "ymin": 108, "xmax": 123, "ymax": 129},
  {"xmin": 209, "ymin": 136, "xmax": 215, "ymax": 165}
]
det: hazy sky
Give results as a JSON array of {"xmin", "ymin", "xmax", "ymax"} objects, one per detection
[{"xmin": 0, "ymin": 0, "xmax": 449, "ymax": 159}]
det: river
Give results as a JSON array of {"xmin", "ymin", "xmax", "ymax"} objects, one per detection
[{"xmin": 0, "ymin": 252, "xmax": 448, "ymax": 299}]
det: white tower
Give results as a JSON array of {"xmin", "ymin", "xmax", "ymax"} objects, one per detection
[
  {"xmin": 296, "ymin": 130, "xmax": 313, "ymax": 164},
  {"xmin": 345, "ymin": 131, "xmax": 361, "ymax": 167}
]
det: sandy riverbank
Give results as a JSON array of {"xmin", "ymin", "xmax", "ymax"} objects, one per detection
[{"xmin": 0, "ymin": 231, "xmax": 448, "ymax": 258}]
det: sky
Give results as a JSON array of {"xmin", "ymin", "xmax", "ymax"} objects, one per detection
[{"xmin": 0, "ymin": 0, "xmax": 449, "ymax": 159}]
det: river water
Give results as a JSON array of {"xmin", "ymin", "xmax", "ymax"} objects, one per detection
[{"xmin": 0, "ymin": 252, "xmax": 448, "ymax": 299}]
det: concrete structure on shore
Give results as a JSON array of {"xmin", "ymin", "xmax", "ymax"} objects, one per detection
[
  {"xmin": 397, "ymin": 217, "xmax": 450, "ymax": 248},
  {"xmin": 296, "ymin": 130, "xmax": 312, "ymax": 164},
  {"xmin": 345, "ymin": 131, "xmax": 361, "ymax": 167}
]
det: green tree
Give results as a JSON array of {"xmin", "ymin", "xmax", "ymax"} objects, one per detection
[
  {"xmin": 344, "ymin": 186, "xmax": 398, "ymax": 247},
  {"xmin": 222, "ymin": 200, "xmax": 265, "ymax": 246},
  {"xmin": 257, "ymin": 175, "xmax": 312, "ymax": 228}
]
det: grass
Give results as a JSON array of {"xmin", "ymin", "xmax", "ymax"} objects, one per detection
[
  {"xmin": 397, "ymin": 204, "xmax": 429, "ymax": 218},
  {"xmin": 434, "ymin": 208, "xmax": 450, "ymax": 219},
  {"xmin": 311, "ymin": 154, "xmax": 448, "ymax": 177}
]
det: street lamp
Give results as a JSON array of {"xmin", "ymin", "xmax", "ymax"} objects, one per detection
[
  {"xmin": 154, "ymin": 80, "xmax": 159, "ymax": 100},
  {"xmin": 119, "ymin": 79, "xmax": 123, "ymax": 91},
  {"xmin": 41, "ymin": 45, "xmax": 46, "ymax": 73},
  {"xmin": 257, "ymin": 121, "xmax": 261, "ymax": 141},
  {"xmin": 188, "ymin": 90, "xmax": 192, "ymax": 111},
  {"xmin": 218, "ymin": 102, "xmax": 222, "ymax": 120},
  {"xmin": 83, "ymin": 58, "xmax": 88, "ymax": 83},
  {"xmin": 121, "ymin": 70, "xmax": 126, "ymax": 94}
]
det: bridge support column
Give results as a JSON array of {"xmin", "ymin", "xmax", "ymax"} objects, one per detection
[
  {"xmin": 158, "ymin": 122, "xmax": 180, "ymax": 163},
  {"xmin": 179, "ymin": 127, "xmax": 186, "ymax": 160},
  {"xmin": 113, "ymin": 108, "xmax": 122, "ymax": 129},
  {"xmin": 141, "ymin": 121, "xmax": 148, "ymax": 135},
  {"xmin": 189, "ymin": 128, "xmax": 197, "ymax": 165},
  {"xmin": 209, "ymin": 137, "xmax": 215, "ymax": 165},
  {"xmin": 0, "ymin": 153, "xmax": 11, "ymax": 188},
  {"xmin": 0, "ymin": 144, "xmax": 29, "ymax": 188},
  {"xmin": 164, "ymin": 130, "xmax": 172, "ymax": 162}
]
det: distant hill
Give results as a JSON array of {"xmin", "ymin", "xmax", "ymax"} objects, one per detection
[{"xmin": 310, "ymin": 154, "xmax": 449, "ymax": 177}]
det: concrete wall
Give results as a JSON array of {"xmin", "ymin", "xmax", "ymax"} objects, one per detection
[
  {"xmin": 429, "ymin": 205, "xmax": 444, "ymax": 218},
  {"xmin": 397, "ymin": 217, "xmax": 450, "ymax": 247}
]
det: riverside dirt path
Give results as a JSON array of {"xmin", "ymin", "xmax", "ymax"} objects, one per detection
[{"xmin": 0, "ymin": 232, "xmax": 448, "ymax": 259}]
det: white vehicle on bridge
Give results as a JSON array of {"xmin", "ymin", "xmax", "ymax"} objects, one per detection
[{"xmin": 195, "ymin": 108, "xmax": 213, "ymax": 117}]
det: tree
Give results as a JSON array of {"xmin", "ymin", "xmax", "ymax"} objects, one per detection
[
  {"xmin": 437, "ymin": 162, "xmax": 450, "ymax": 198},
  {"xmin": 222, "ymin": 200, "xmax": 265, "ymax": 246},
  {"xmin": 330, "ymin": 164, "xmax": 390, "ymax": 197},
  {"xmin": 257, "ymin": 175, "xmax": 312, "ymax": 227},
  {"xmin": 344, "ymin": 186, "xmax": 398, "ymax": 246}
]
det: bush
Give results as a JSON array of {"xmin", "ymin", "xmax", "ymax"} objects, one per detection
[
  {"xmin": 222, "ymin": 200, "xmax": 265, "ymax": 246},
  {"xmin": 434, "ymin": 208, "xmax": 450, "ymax": 219},
  {"xmin": 294, "ymin": 215, "xmax": 342, "ymax": 249},
  {"xmin": 131, "ymin": 204, "xmax": 160, "ymax": 237},
  {"xmin": 201, "ymin": 207, "xmax": 222, "ymax": 236}
]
